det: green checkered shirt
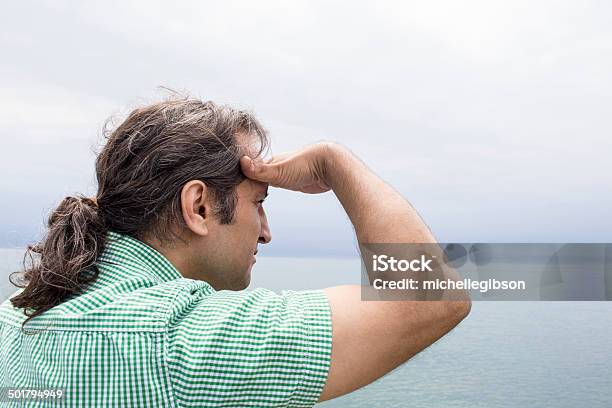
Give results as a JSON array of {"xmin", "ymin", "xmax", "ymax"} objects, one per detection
[{"xmin": 0, "ymin": 231, "xmax": 333, "ymax": 407}]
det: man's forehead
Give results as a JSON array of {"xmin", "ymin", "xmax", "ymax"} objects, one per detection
[
  {"xmin": 241, "ymin": 178, "xmax": 269, "ymax": 195},
  {"xmin": 235, "ymin": 131, "xmax": 269, "ymax": 195}
]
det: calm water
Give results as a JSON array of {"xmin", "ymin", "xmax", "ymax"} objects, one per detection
[{"xmin": 2, "ymin": 249, "xmax": 611, "ymax": 407}]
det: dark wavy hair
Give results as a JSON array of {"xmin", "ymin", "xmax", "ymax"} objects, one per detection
[{"xmin": 9, "ymin": 95, "xmax": 269, "ymax": 325}]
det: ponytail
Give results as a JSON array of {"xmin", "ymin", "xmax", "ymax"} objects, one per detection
[{"xmin": 9, "ymin": 195, "xmax": 107, "ymax": 324}]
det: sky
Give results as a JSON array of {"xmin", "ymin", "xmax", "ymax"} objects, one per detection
[{"xmin": 0, "ymin": 0, "xmax": 611, "ymax": 256}]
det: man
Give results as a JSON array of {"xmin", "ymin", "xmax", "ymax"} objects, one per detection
[{"xmin": 1, "ymin": 96, "xmax": 470, "ymax": 407}]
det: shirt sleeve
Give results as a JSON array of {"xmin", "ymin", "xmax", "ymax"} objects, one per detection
[{"xmin": 166, "ymin": 287, "xmax": 333, "ymax": 408}]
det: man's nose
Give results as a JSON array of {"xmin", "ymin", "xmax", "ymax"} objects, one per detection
[{"xmin": 258, "ymin": 208, "xmax": 272, "ymax": 244}]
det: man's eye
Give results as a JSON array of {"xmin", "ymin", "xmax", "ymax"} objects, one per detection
[{"xmin": 257, "ymin": 200, "xmax": 265, "ymax": 206}]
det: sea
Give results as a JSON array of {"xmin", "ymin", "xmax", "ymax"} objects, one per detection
[{"xmin": 1, "ymin": 248, "xmax": 611, "ymax": 407}]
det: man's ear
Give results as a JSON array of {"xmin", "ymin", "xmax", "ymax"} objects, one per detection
[{"xmin": 180, "ymin": 180, "xmax": 213, "ymax": 236}]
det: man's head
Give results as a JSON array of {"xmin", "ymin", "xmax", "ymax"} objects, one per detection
[{"xmin": 95, "ymin": 96, "xmax": 272, "ymax": 289}]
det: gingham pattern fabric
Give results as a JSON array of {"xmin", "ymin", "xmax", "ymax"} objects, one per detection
[{"xmin": 0, "ymin": 230, "xmax": 332, "ymax": 407}]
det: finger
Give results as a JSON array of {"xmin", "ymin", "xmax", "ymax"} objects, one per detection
[
  {"xmin": 240, "ymin": 156, "xmax": 281, "ymax": 183},
  {"xmin": 264, "ymin": 151, "xmax": 293, "ymax": 164}
]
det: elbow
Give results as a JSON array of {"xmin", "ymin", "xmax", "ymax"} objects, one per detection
[
  {"xmin": 459, "ymin": 298, "xmax": 472, "ymax": 320},
  {"xmin": 439, "ymin": 289, "xmax": 471, "ymax": 327},
  {"xmin": 448, "ymin": 285, "xmax": 472, "ymax": 322},
  {"xmin": 450, "ymin": 297, "xmax": 472, "ymax": 324}
]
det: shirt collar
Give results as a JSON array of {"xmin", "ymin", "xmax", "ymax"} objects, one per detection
[{"xmin": 99, "ymin": 230, "xmax": 184, "ymax": 283}]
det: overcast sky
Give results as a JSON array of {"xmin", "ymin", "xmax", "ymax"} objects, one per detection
[{"xmin": 1, "ymin": 1, "xmax": 610, "ymax": 256}]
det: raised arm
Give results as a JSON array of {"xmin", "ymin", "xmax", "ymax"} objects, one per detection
[{"xmin": 241, "ymin": 142, "xmax": 471, "ymax": 402}]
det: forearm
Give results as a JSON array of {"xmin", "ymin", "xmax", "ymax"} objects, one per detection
[
  {"xmin": 322, "ymin": 143, "xmax": 469, "ymax": 301},
  {"xmin": 318, "ymin": 145, "xmax": 471, "ymax": 401},
  {"xmin": 322, "ymin": 143, "xmax": 436, "ymax": 245}
]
